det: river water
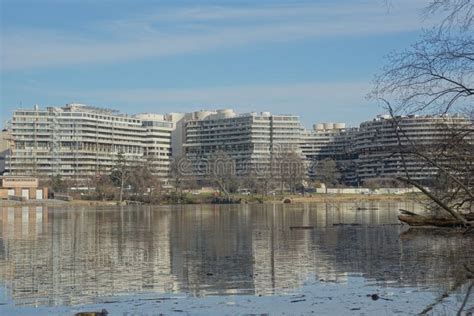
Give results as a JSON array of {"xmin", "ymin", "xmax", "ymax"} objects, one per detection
[{"xmin": 0, "ymin": 202, "xmax": 473, "ymax": 315}]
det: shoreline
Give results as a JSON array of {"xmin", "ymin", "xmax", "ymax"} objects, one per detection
[{"xmin": 0, "ymin": 193, "xmax": 421, "ymax": 208}]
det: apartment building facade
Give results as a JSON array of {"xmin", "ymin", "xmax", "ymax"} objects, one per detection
[
  {"xmin": 5, "ymin": 104, "xmax": 176, "ymax": 182},
  {"xmin": 5, "ymin": 103, "xmax": 472, "ymax": 187},
  {"xmin": 183, "ymin": 109, "xmax": 303, "ymax": 176},
  {"xmin": 0, "ymin": 130, "xmax": 14, "ymax": 175},
  {"xmin": 355, "ymin": 114, "xmax": 473, "ymax": 183},
  {"xmin": 135, "ymin": 113, "xmax": 174, "ymax": 177},
  {"xmin": 299, "ymin": 122, "xmax": 358, "ymax": 183}
]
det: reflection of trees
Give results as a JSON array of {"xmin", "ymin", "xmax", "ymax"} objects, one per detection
[{"xmin": 315, "ymin": 224, "xmax": 474, "ymax": 292}]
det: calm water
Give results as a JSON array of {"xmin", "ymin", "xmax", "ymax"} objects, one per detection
[{"xmin": 0, "ymin": 202, "xmax": 473, "ymax": 315}]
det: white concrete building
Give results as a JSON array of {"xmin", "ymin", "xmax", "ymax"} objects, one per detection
[
  {"xmin": 183, "ymin": 109, "xmax": 303, "ymax": 176},
  {"xmin": 5, "ymin": 104, "xmax": 179, "ymax": 182},
  {"xmin": 0, "ymin": 130, "xmax": 14, "ymax": 175},
  {"xmin": 135, "ymin": 114, "xmax": 174, "ymax": 178},
  {"xmin": 299, "ymin": 123, "xmax": 358, "ymax": 183},
  {"xmin": 300, "ymin": 122, "xmax": 357, "ymax": 161},
  {"xmin": 355, "ymin": 114, "xmax": 473, "ymax": 183}
]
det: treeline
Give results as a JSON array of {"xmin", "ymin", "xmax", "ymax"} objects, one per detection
[{"xmin": 40, "ymin": 151, "xmax": 367, "ymax": 204}]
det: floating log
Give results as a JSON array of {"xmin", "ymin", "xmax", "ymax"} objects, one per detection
[
  {"xmin": 75, "ymin": 310, "xmax": 108, "ymax": 316},
  {"xmin": 290, "ymin": 226, "xmax": 314, "ymax": 230},
  {"xmin": 355, "ymin": 207, "xmax": 379, "ymax": 211},
  {"xmin": 398, "ymin": 215, "xmax": 463, "ymax": 227},
  {"xmin": 398, "ymin": 209, "xmax": 474, "ymax": 227},
  {"xmin": 333, "ymin": 223, "xmax": 361, "ymax": 226}
]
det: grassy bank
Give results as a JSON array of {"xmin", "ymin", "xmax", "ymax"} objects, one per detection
[{"xmin": 0, "ymin": 192, "xmax": 422, "ymax": 208}]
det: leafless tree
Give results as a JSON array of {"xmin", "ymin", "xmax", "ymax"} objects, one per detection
[
  {"xmin": 387, "ymin": 112, "xmax": 473, "ymax": 224},
  {"xmin": 127, "ymin": 157, "xmax": 162, "ymax": 203},
  {"xmin": 423, "ymin": 0, "xmax": 474, "ymax": 33},
  {"xmin": 278, "ymin": 151, "xmax": 306, "ymax": 194},
  {"xmin": 90, "ymin": 174, "xmax": 115, "ymax": 201},
  {"xmin": 314, "ymin": 158, "xmax": 341, "ymax": 187},
  {"xmin": 110, "ymin": 152, "xmax": 134, "ymax": 203},
  {"xmin": 170, "ymin": 155, "xmax": 195, "ymax": 200},
  {"xmin": 371, "ymin": 0, "xmax": 474, "ymax": 224},
  {"xmin": 208, "ymin": 151, "xmax": 239, "ymax": 197}
]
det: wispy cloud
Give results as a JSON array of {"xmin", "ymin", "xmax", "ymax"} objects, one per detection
[{"xmin": 2, "ymin": 1, "xmax": 428, "ymax": 70}]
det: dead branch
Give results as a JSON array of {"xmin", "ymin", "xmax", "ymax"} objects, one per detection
[
  {"xmin": 396, "ymin": 176, "xmax": 469, "ymax": 225},
  {"xmin": 457, "ymin": 281, "xmax": 473, "ymax": 316}
]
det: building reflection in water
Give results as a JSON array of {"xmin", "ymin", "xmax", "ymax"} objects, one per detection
[{"xmin": 0, "ymin": 202, "xmax": 472, "ymax": 307}]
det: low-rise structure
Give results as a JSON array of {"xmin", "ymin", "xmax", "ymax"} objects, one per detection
[{"xmin": 0, "ymin": 176, "xmax": 47, "ymax": 200}]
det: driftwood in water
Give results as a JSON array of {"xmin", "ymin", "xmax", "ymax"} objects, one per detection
[
  {"xmin": 290, "ymin": 226, "xmax": 314, "ymax": 230},
  {"xmin": 398, "ymin": 209, "xmax": 474, "ymax": 227}
]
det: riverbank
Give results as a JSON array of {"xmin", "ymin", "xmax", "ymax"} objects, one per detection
[{"xmin": 0, "ymin": 193, "xmax": 422, "ymax": 208}]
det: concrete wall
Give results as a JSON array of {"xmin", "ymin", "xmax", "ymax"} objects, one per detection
[
  {"xmin": 1, "ymin": 177, "xmax": 39, "ymax": 188},
  {"xmin": 315, "ymin": 187, "xmax": 421, "ymax": 194},
  {"xmin": 0, "ymin": 187, "xmax": 48, "ymax": 200}
]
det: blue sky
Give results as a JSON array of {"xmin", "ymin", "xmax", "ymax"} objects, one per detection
[{"xmin": 1, "ymin": 0, "xmax": 430, "ymax": 127}]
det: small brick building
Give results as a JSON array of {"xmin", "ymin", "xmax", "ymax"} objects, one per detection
[{"xmin": 0, "ymin": 176, "xmax": 48, "ymax": 200}]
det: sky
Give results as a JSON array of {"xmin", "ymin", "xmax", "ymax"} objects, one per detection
[{"xmin": 0, "ymin": 0, "xmax": 432, "ymax": 128}]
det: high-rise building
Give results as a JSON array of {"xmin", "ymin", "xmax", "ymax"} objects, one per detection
[
  {"xmin": 355, "ymin": 114, "xmax": 473, "ymax": 183},
  {"xmin": 299, "ymin": 123, "xmax": 358, "ymax": 183},
  {"xmin": 0, "ymin": 130, "xmax": 14, "ymax": 175},
  {"xmin": 5, "ymin": 104, "xmax": 178, "ymax": 182},
  {"xmin": 135, "ymin": 114, "xmax": 174, "ymax": 178},
  {"xmin": 183, "ymin": 109, "xmax": 303, "ymax": 176},
  {"xmin": 7, "ymin": 104, "xmax": 471, "ymax": 187}
]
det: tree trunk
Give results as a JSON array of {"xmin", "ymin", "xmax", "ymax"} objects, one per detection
[
  {"xmin": 119, "ymin": 173, "xmax": 124, "ymax": 203},
  {"xmin": 397, "ymin": 176, "xmax": 469, "ymax": 226}
]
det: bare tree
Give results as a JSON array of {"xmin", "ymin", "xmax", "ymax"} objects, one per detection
[
  {"xmin": 93, "ymin": 174, "xmax": 116, "ymax": 201},
  {"xmin": 110, "ymin": 152, "xmax": 133, "ymax": 203},
  {"xmin": 278, "ymin": 151, "xmax": 306, "ymax": 194},
  {"xmin": 371, "ymin": 0, "xmax": 474, "ymax": 224},
  {"xmin": 257, "ymin": 169, "xmax": 277, "ymax": 196},
  {"xmin": 208, "ymin": 151, "xmax": 239, "ymax": 197},
  {"xmin": 423, "ymin": 0, "xmax": 474, "ymax": 33},
  {"xmin": 169, "ymin": 155, "xmax": 194, "ymax": 201},
  {"xmin": 371, "ymin": 34, "xmax": 473, "ymax": 116},
  {"xmin": 314, "ymin": 158, "xmax": 341, "ymax": 187},
  {"xmin": 128, "ymin": 157, "xmax": 161, "ymax": 203},
  {"xmin": 47, "ymin": 174, "xmax": 71, "ymax": 194},
  {"xmin": 389, "ymin": 114, "xmax": 473, "ymax": 224}
]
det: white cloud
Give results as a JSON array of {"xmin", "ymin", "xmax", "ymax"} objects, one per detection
[{"xmin": 1, "ymin": 1, "xmax": 429, "ymax": 70}]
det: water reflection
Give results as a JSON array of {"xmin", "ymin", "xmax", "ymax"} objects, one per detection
[{"xmin": 0, "ymin": 202, "xmax": 472, "ymax": 308}]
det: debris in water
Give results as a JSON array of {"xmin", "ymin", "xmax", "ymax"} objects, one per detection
[
  {"xmin": 333, "ymin": 223, "xmax": 361, "ymax": 226},
  {"xmin": 290, "ymin": 226, "xmax": 314, "ymax": 230},
  {"xmin": 290, "ymin": 299, "xmax": 306, "ymax": 303},
  {"xmin": 75, "ymin": 309, "xmax": 108, "ymax": 316}
]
